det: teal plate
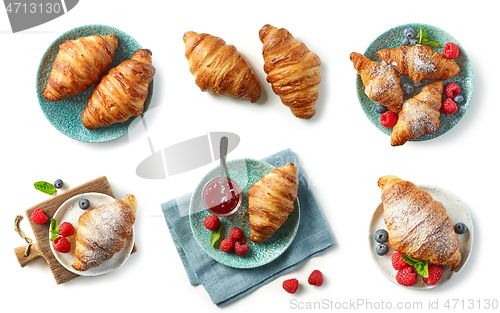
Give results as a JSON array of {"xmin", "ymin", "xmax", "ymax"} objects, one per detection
[
  {"xmin": 189, "ymin": 158, "xmax": 300, "ymax": 269},
  {"xmin": 356, "ymin": 23, "xmax": 474, "ymax": 141},
  {"xmin": 36, "ymin": 24, "xmax": 154, "ymax": 143}
]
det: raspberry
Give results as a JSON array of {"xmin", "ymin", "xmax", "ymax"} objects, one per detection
[
  {"xmin": 219, "ymin": 238, "xmax": 234, "ymax": 252},
  {"xmin": 441, "ymin": 98, "xmax": 458, "ymax": 115},
  {"xmin": 445, "ymin": 82, "xmax": 461, "ymax": 98},
  {"xmin": 203, "ymin": 215, "xmax": 220, "ymax": 231},
  {"xmin": 396, "ymin": 266, "xmax": 417, "ymax": 287},
  {"xmin": 443, "ymin": 42, "xmax": 460, "ymax": 59},
  {"xmin": 392, "ymin": 252, "xmax": 410, "ymax": 270},
  {"xmin": 53, "ymin": 236, "xmax": 71, "ymax": 253},
  {"xmin": 31, "ymin": 208, "xmax": 48, "ymax": 225},
  {"xmin": 282, "ymin": 278, "xmax": 299, "ymax": 294},
  {"xmin": 380, "ymin": 111, "xmax": 398, "ymax": 127},
  {"xmin": 229, "ymin": 227, "xmax": 244, "ymax": 241},
  {"xmin": 307, "ymin": 270, "xmax": 324, "ymax": 287},
  {"xmin": 423, "ymin": 264, "xmax": 444, "ymax": 285},
  {"xmin": 59, "ymin": 222, "xmax": 75, "ymax": 237},
  {"xmin": 234, "ymin": 241, "xmax": 249, "ymax": 256}
]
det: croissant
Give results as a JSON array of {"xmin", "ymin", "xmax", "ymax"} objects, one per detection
[
  {"xmin": 378, "ymin": 175, "xmax": 461, "ymax": 270},
  {"xmin": 72, "ymin": 194, "xmax": 137, "ymax": 271},
  {"xmin": 81, "ymin": 49, "xmax": 156, "ymax": 130},
  {"xmin": 42, "ymin": 34, "xmax": 119, "ymax": 102},
  {"xmin": 259, "ymin": 24, "xmax": 321, "ymax": 119},
  {"xmin": 350, "ymin": 52, "xmax": 404, "ymax": 113},
  {"xmin": 377, "ymin": 45, "xmax": 460, "ymax": 83},
  {"xmin": 247, "ymin": 163, "xmax": 299, "ymax": 242},
  {"xmin": 183, "ymin": 31, "xmax": 261, "ymax": 103},
  {"xmin": 391, "ymin": 80, "xmax": 443, "ymax": 146}
]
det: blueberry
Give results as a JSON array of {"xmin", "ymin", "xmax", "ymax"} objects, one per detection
[
  {"xmin": 454, "ymin": 95, "xmax": 464, "ymax": 103},
  {"xmin": 454, "ymin": 222, "xmax": 468, "ymax": 234},
  {"xmin": 374, "ymin": 229, "xmax": 389, "ymax": 243},
  {"xmin": 409, "ymin": 38, "xmax": 418, "ymax": 46},
  {"xmin": 376, "ymin": 243, "xmax": 388, "ymax": 256},
  {"xmin": 402, "ymin": 38, "xmax": 410, "ymax": 46},
  {"xmin": 412, "ymin": 81, "xmax": 422, "ymax": 88},
  {"xmin": 403, "ymin": 82, "xmax": 414, "ymax": 95},
  {"xmin": 376, "ymin": 104, "xmax": 388, "ymax": 114},
  {"xmin": 79, "ymin": 198, "xmax": 90, "ymax": 210},
  {"xmin": 54, "ymin": 179, "xmax": 64, "ymax": 189},
  {"xmin": 403, "ymin": 27, "xmax": 416, "ymax": 39}
]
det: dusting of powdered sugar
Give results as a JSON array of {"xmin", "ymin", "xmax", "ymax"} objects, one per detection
[
  {"xmin": 367, "ymin": 63, "xmax": 399, "ymax": 100},
  {"xmin": 408, "ymin": 46, "xmax": 437, "ymax": 75}
]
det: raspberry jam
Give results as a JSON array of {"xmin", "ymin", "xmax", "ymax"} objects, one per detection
[{"xmin": 202, "ymin": 177, "xmax": 242, "ymax": 217}]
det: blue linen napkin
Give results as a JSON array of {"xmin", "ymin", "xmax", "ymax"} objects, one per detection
[{"xmin": 161, "ymin": 148, "xmax": 335, "ymax": 307}]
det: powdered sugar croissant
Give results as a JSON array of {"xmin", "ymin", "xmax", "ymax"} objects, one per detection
[
  {"xmin": 259, "ymin": 24, "xmax": 321, "ymax": 119},
  {"xmin": 247, "ymin": 163, "xmax": 299, "ymax": 242},
  {"xmin": 42, "ymin": 34, "xmax": 118, "ymax": 102},
  {"xmin": 378, "ymin": 175, "xmax": 461, "ymax": 270},
  {"xmin": 72, "ymin": 195, "xmax": 137, "ymax": 271}
]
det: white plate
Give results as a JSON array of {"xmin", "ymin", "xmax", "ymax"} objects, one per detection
[
  {"xmin": 369, "ymin": 184, "xmax": 473, "ymax": 289},
  {"xmin": 50, "ymin": 192, "xmax": 135, "ymax": 276}
]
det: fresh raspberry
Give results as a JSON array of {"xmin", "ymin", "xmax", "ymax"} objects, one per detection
[
  {"xmin": 203, "ymin": 215, "xmax": 220, "ymax": 231},
  {"xmin": 396, "ymin": 266, "xmax": 417, "ymax": 287},
  {"xmin": 31, "ymin": 208, "xmax": 48, "ymax": 225},
  {"xmin": 53, "ymin": 236, "xmax": 71, "ymax": 253},
  {"xmin": 392, "ymin": 252, "xmax": 410, "ymax": 270},
  {"xmin": 423, "ymin": 264, "xmax": 444, "ymax": 285},
  {"xmin": 445, "ymin": 82, "xmax": 461, "ymax": 98},
  {"xmin": 234, "ymin": 241, "xmax": 249, "ymax": 256},
  {"xmin": 380, "ymin": 111, "xmax": 398, "ymax": 127},
  {"xmin": 307, "ymin": 270, "xmax": 324, "ymax": 287},
  {"xmin": 443, "ymin": 42, "xmax": 460, "ymax": 59},
  {"xmin": 441, "ymin": 98, "xmax": 458, "ymax": 115},
  {"xmin": 219, "ymin": 238, "xmax": 234, "ymax": 252},
  {"xmin": 282, "ymin": 278, "xmax": 299, "ymax": 294},
  {"xmin": 59, "ymin": 222, "xmax": 75, "ymax": 237},
  {"xmin": 229, "ymin": 227, "xmax": 244, "ymax": 241}
]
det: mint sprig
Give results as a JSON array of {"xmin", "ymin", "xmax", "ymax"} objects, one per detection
[
  {"xmin": 401, "ymin": 254, "xmax": 429, "ymax": 278},
  {"xmin": 49, "ymin": 218, "xmax": 60, "ymax": 241},
  {"xmin": 34, "ymin": 181, "xmax": 56, "ymax": 195},
  {"xmin": 418, "ymin": 27, "xmax": 441, "ymax": 48},
  {"xmin": 211, "ymin": 225, "xmax": 222, "ymax": 248}
]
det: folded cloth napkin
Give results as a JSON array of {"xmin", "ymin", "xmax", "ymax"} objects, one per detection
[{"xmin": 161, "ymin": 148, "xmax": 335, "ymax": 307}]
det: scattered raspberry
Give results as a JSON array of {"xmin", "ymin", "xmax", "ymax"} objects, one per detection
[
  {"xmin": 443, "ymin": 42, "xmax": 460, "ymax": 59},
  {"xmin": 441, "ymin": 98, "xmax": 458, "ymax": 115},
  {"xmin": 445, "ymin": 82, "xmax": 461, "ymax": 98},
  {"xmin": 392, "ymin": 252, "xmax": 410, "ymax": 270},
  {"xmin": 229, "ymin": 227, "xmax": 244, "ymax": 241},
  {"xmin": 219, "ymin": 238, "xmax": 234, "ymax": 253},
  {"xmin": 307, "ymin": 270, "xmax": 324, "ymax": 287},
  {"xmin": 423, "ymin": 264, "xmax": 444, "ymax": 285},
  {"xmin": 59, "ymin": 222, "xmax": 75, "ymax": 237},
  {"xmin": 31, "ymin": 208, "xmax": 48, "ymax": 225},
  {"xmin": 234, "ymin": 241, "xmax": 249, "ymax": 256},
  {"xmin": 380, "ymin": 111, "xmax": 398, "ymax": 127},
  {"xmin": 396, "ymin": 266, "xmax": 417, "ymax": 287},
  {"xmin": 282, "ymin": 278, "xmax": 299, "ymax": 294},
  {"xmin": 203, "ymin": 215, "xmax": 220, "ymax": 231},
  {"xmin": 53, "ymin": 236, "xmax": 71, "ymax": 253}
]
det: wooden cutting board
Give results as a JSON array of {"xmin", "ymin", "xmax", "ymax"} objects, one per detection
[{"xmin": 14, "ymin": 176, "xmax": 137, "ymax": 284}]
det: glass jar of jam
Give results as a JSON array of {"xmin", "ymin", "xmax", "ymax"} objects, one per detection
[{"xmin": 202, "ymin": 176, "xmax": 242, "ymax": 217}]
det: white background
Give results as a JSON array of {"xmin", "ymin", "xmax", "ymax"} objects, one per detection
[{"xmin": 1, "ymin": 0, "xmax": 498, "ymax": 312}]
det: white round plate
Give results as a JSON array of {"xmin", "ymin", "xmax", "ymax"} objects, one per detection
[
  {"xmin": 369, "ymin": 184, "xmax": 473, "ymax": 289},
  {"xmin": 50, "ymin": 192, "xmax": 135, "ymax": 276}
]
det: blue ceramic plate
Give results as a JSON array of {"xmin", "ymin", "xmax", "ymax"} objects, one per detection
[
  {"xmin": 36, "ymin": 24, "xmax": 154, "ymax": 142},
  {"xmin": 356, "ymin": 23, "xmax": 474, "ymax": 141},
  {"xmin": 189, "ymin": 158, "xmax": 300, "ymax": 269}
]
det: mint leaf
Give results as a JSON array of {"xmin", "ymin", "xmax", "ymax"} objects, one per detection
[
  {"xmin": 34, "ymin": 181, "xmax": 56, "ymax": 195},
  {"xmin": 50, "ymin": 234, "xmax": 59, "ymax": 242},
  {"xmin": 211, "ymin": 225, "xmax": 222, "ymax": 248},
  {"xmin": 424, "ymin": 40, "xmax": 441, "ymax": 48},
  {"xmin": 50, "ymin": 218, "xmax": 59, "ymax": 234},
  {"xmin": 418, "ymin": 27, "xmax": 441, "ymax": 48},
  {"xmin": 401, "ymin": 254, "xmax": 429, "ymax": 278},
  {"xmin": 418, "ymin": 27, "xmax": 426, "ymax": 45}
]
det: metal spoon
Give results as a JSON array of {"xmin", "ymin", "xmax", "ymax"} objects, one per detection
[{"xmin": 219, "ymin": 136, "xmax": 228, "ymax": 193}]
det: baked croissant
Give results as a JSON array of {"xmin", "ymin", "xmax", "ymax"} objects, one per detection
[
  {"xmin": 72, "ymin": 194, "xmax": 137, "ymax": 271},
  {"xmin": 247, "ymin": 163, "xmax": 299, "ymax": 243},
  {"xmin": 391, "ymin": 80, "xmax": 443, "ymax": 146},
  {"xmin": 183, "ymin": 31, "xmax": 261, "ymax": 103},
  {"xmin": 350, "ymin": 52, "xmax": 404, "ymax": 113},
  {"xmin": 377, "ymin": 45, "xmax": 460, "ymax": 83},
  {"xmin": 42, "ymin": 34, "xmax": 119, "ymax": 102},
  {"xmin": 81, "ymin": 49, "xmax": 155, "ymax": 130},
  {"xmin": 259, "ymin": 24, "xmax": 321, "ymax": 119},
  {"xmin": 378, "ymin": 175, "xmax": 461, "ymax": 270}
]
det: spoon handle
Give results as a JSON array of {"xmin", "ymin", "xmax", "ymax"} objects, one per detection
[{"xmin": 220, "ymin": 136, "xmax": 228, "ymax": 182}]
